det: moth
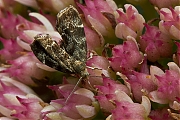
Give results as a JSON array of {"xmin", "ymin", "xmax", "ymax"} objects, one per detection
[
  {"xmin": 30, "ymin": 5, "xmax": 89, "ymax": 101},
  {"xmin": 30, "ymin": 5, "xmax": 88, "ymax": 78}
]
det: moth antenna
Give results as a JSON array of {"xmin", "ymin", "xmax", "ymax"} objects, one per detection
[
  {"xmin": 86, "ymin": 66, "xmax": 102, "ymax": 70},
  {"xmin": 65, "ymin": 76, "xmax": 83, "ymax": 104}
]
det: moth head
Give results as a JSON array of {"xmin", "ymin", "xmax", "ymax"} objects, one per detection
[{"xmin": 73, "ymin": 60, "xmax": 88, "ymax": 77}]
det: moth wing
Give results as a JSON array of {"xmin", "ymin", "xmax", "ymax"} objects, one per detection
[
  {"xmin": 30, "ymin": 34, "xmax": 75, "ymax": 73},
  {"xmin": 56, "ymin": 5, "xmax": 87, "ymax": 64}
]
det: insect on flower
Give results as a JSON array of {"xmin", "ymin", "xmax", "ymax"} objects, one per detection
[{"xmin": 30, "ymin": 5, "xmax": 89, "ymax": 103}]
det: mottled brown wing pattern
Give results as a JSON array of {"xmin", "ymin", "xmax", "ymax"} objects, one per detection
[
  {"xmin": 30, "ymin": 5, "xmax": 88, "ymax": 78},
  {"xmin": 30, "ymin": 34, "xmax": 74, "ymax": 73},
  {"xmin": 56, "ymin": 5, "xmax": 87, "ymax": 63}
]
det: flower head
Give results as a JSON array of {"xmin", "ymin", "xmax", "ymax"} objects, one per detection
[
  {"xmin": 149, "ymin": 62, "xmax": 180, "ymax": 110},
  {"xmin": 126, "ymin": 71, "xmax": 157, "ymax": 102},
  {"xmin": 115, "ymin": 4, "xmax": 145, "ymax": 39},
  {"xmin": 111, "ymin": 98, "xmax": 150, "ymax": 120},
  {"xmin": 77, "ymin": 0, "xmax": 117, "ymax": 37},
  {"xmin": 86, "ymin": 54, "xmax": 114, "ymax": 86},
  {"xmin": 159, "ymin": 6, "xmax": 180, "ymax": 40},
  {"xmin": 139, "ymin": 24, "xmax": 173, "ymax": 62},
  {"xmin": 41, "ymin": 84, "xmax": 98, "ymax": 119},
  {"xmin": 109, "ymin": 36, "xmax": 144, "ymax": 74},
  {"xmin": 0, "ymin": 12, "xmax": 45, "ymax": 39},
  {"xmin": 0, "ymin": 72, "xmax": 43, "ymax": 120},
  {"xmin": 0, "ymin": 38, "xmax": 23, "ymax": 61},
  {"xmin": 3, "ymin": 53, "xmax": 54, "ymax": 86},
  {"xmin": 95, "ymin": 77, "xmax": 130, "ymax": 113}
]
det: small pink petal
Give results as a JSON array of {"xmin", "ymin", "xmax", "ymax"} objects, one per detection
[{"xmin": 76, "ymin": 105, "xmax": 96, "ymax": 118}]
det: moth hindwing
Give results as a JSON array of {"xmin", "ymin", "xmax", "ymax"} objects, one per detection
[{"xmin": 30, "ymin": 5, "xmax": 88, "ymax": 78}]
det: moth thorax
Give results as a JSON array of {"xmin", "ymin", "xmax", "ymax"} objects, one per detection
[{"xmin": 80, "ymin": 68, "xmax": 89, "ymax": 78}]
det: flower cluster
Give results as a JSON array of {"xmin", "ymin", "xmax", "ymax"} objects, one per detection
[{"xmin": 0, "ymin": 0, "xmax": 179, "ymax": 120}]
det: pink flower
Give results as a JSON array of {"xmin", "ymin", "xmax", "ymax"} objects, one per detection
[
  {"xmin": 95, "ymin": 77, "xmax": 130, "ymax": 113},
  {"xmin": 86, "ymin": 54, "xmax": 113, "ymax": 86},
  {"xmin": 126, "ymin": 71, "xmax": 157, "ymax": 102},
  {"xmin": 159, "ymin": 6, "xmax": 180, "ymax": 40},
  {"xmin": 111, "ymin": 99, "xmax": 150, "ymax": 120},
  {"xmin": 115, "ymin": 4, "xmax": 145, "ymax": 39},
  {"xmin": 17, "ymin": 12, "xmax": 61, "ymax": 48},
  {"xmin": 41, "ymin": 84, "xmax": 97, "ymax": 119},
  {"xmin": 3, "ymin": 53, "xmax": 55, "ymax": 86},
  {"xmin": 0, "ymin": 73, "xmax": 43, "ymax": 119},
  {"xmin": 105, "ymin": 93, "xmax": 151, "ymax": 120},
  {"xmin": 139, "ymin": 24, "xmax": 173, "ymax": 62},
  {"xmin": 0, "ymin": 38, "xmax": 23, "ymax": 61},
  {"xmin": 84, "ymin": 26, "xmax": 104, "ymax": 52},
  {"xmin": 149, "ymin": 62, "xmax": 180, "ymax": 110},
  {"xmin": 109, "ymin": 36, "xmax": 144, "ymax": 74},
  {"xmin": 77, "ymin": 0, "xmax": 117, "ymax": 37},
  {"xmin": 0, "ymin": 12, "xmax": 45, "ymax": 39},
  {"xmin": 149, "ymin": 0, "xmax": 180, "ymax": 8}
]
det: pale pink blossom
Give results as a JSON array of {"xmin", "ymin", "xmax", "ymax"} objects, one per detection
[
  {"xmin": 109, "ymin": 36, "xmax": 144, "ymax": 74},
  {"xmin": 3, "ymin": 53, "xmax": 55, "ymax": 86},
  {"xmin": 86, "ymin": 54, "xmax": 113, "ymax": 86},
  {"xmin": 0, "ymin": 72, "xmax": 43, "ymax": 119},
  {"xmin": 0, "ymin": 38, "xmax": 23, "ymax": 61},
  {"xmin": 139, "ymin": 24, "xmax": 173, "ymax": 62},
  {"xmin": 78, "ymin": 0, "xmax": 117, "ymax": 37},
  {"xmin": 115, "ymin": 4, "xmax": 145, "ymax": 39},
  {"xmin": 106, "ymin": 95, "xmax": 151, "ymax": 120},
  {"xmin": 126, "ymin": 71, "xmax": 157, "ymax": 102},
  {"xmin": 0, "ymin": 12, "xmax": 45, "ymax": 39},
  {"xmin": 149, "ymin": 62, "xmax": 180, "ymax": 110},
  {"xmin": 84, "ymin": 26, "xmax": 104, "ymax": 52},
  {"xmin": 159, "ymin": 6, "xmax": 180, "ymax": 40},
  {"xmin": 95, "ymin": 77, "xmax": 130, "ymax": 113},
  {"xmin": 41, "ymin": 84, "xmax": 97, "ymax": 119}
]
